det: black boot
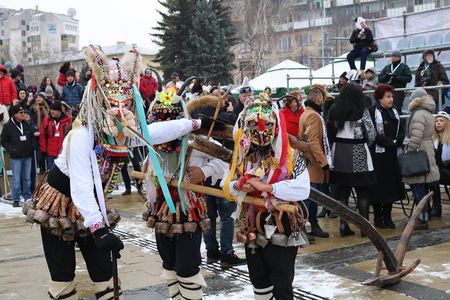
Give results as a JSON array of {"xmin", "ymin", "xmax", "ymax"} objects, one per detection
[
  {"xmin": 382, "ymin": 203, "xmax": 396, "ymax": 228},
  {"xmin": 339, "ymin": 220, "xmax": 355, "ymax": 237},
  {"xmin": 430, "ymin": 192, "xmax": 442, "ymax": 218},
  {"xmin": 339, "ymin": 197, "xmax": 355, "ymax": 237},
  {"xmin": 358, "ymin": 198, "xmax": 370, "ymax": 237},
  {"xmin": 373, "ymin": 203, "xmax": 386, "ymax": 229},
  {"xmin": 220, "ymin": 252, "xmax": 246, "ymax": 270},
  {"xmin": 206, "ymin": 249, "xmax": 221, "ymax": 264},
  {"xmin": 311, "ymin": 222, "xmax": 330, "ymax": 238}
]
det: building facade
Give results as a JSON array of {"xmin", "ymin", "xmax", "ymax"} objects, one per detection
[
  {"xmin": 226, "ymin": 0, "xmax": 450, "ymax": 82},
  {"xmin": 0, "ymin": 6, "xmax": 79, "ymax": 65}
]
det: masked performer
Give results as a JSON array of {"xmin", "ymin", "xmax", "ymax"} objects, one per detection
[
  {"xmin": 222, "ymin": 93, "xmax": 310, "ymax": 300},
  {"xmin": 142, "ymin": 90, "xmax": 227, "ymax": 300},
  {"xmin": 22, "ymin": 46, "xmax": 202, "ymax": 300}
]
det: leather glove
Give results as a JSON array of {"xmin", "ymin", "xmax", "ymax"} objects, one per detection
[{"xmin": 92, "ymin": 227, "xmax": 124, "ymax": 258}]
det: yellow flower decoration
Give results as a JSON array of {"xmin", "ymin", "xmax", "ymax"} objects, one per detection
[{"xmin": 160, "ymin": 88, "xmax": 177, "ymax": 106}]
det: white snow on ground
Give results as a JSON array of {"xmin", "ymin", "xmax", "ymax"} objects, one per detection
[
  {"xmin": 415, "ymin": 263, "xmax": 450, "ymax": 280},
  {"xmin": 204, "ymin": 284, "xmax": 254, "ymax": 299},
  {"xmin": 0, "ymin": 201, "xmax": 23, "ymax": 218}
]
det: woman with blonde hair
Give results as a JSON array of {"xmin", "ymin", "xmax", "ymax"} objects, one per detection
[{"xmin": 431, "ymin": 111, "xmax": 450, "ymax": 217}]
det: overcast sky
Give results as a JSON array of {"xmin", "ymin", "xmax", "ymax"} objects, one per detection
[{"xmin": 2, "ymin": 0, "xmax": 163, "ymax": 51}]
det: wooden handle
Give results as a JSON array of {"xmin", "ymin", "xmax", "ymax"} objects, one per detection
[{"xmin": 130, "ymin": 171, "xmax": 297, "ymax": 213}]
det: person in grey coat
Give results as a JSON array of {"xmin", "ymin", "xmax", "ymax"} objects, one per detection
[{"xmin": 403, "ymin": 88, "xmax": 440, "ymax": 230}]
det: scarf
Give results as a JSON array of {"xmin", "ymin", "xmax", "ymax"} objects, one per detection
[
  {"xmin": 434, "ymin": 140, "xmax": 450, "ymax": 162},
  {"xmin": 375, "ymin": 105, "xmax": 400, "ymax": 153}
]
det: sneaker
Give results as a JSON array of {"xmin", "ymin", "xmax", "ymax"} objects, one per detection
[
  {"xmin": 12, "ymin": 201, "xmax": 20, "ymax": 207},
  {"xmin": 206, "ymin": 249, "xmax": 221, "ymax": 264},
  {"xmin": 220, "ymin": 252, "xmax": 246, "ymax": 270},
  {"xmin": 306, "ymin": 232, "xmax": 316, "ymax": 242},
  {"xmin": 122, "ymin": 189, "xmax": 131, "ymax": 196}
]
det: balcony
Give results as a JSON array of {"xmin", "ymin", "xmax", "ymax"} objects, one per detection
[
  {"xmin": 293, "ymin": 20, "xmax": 309, "ymax": 30},
  {"xmin": 274, "ymin": 23, "xmax": 292, "ymax": 32},
  {"xmin": 414, "ymin": 3, "xmax": 436, "ymax": 12},
  {"xmin": 312, "ymin": 17, "xmax": 332, "ymax": 27},
  {"xmin": 336, "ymin": 0, "xmax": 353, "ymax": 6},
  {"xmin": 386, "ymin": 7, "xmax": 406, "ymax": 17}
]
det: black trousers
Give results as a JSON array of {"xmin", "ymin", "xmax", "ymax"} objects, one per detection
[
  {"xmin": 41, "ymin": 227, "xmax": 113, "ymax": 282},
  {"xmin": 394, "ymin": 91, "xmax": 406, "ymax": 113},
  {"xmin": 156, "ymin": 228, "xmax": 202, "ymax": 278},
  {"xmin": 246, "ymin": 243, "xmax": 298, "ymax": 300},
  {"xmin": 121, "ymin": 147, "xmax": 144, "ymax": 190}
]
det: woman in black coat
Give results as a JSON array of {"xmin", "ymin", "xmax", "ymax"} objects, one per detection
[{"xmin": 368, "ymin": 84, "xmax": 405, "ymax": 229}]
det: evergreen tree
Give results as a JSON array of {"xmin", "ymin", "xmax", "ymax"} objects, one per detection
[
  {"xmin": 153, "ymin": 0, "xmax": 196, "ymax": 81},
  {"xmin": 183, "ymin": 0, "xmax": 234, "ymax": 84},
  {"xmin": 209, "ymin": 0, "xmax": 237, "ymax": 47}
]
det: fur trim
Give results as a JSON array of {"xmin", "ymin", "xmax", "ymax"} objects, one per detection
[
  {"xmin": 186, "ymin": 95, "xmax": 222, "ymax": 115},
  {"xmin": 408, "ymin": 95, "xmax": 435, "ymax": 113},
  {"xmin": 121, "ymin": 49, "xmax": 144, "ymax": 84},
  {"xmin": 84, "ymin": 45, "xmax": 110, "ymax": 82},
  {"xmin": 311, "ymin": 84, "xmax": 333, "ymax": 100}
]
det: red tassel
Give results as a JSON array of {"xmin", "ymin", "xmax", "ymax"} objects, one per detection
[{"xmin": 257, "ymin": 115, "xmax": 266, "ymax": 132}]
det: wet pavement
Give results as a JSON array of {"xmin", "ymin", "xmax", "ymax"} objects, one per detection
[{"xmin": 1, "ymin": 185, "xmax": 450, "ymax": 299}]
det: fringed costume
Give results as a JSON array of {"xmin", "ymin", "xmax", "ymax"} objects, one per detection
[{"xmin": 222, "ymin": 93, "xmax": 311, "ymax": 300}]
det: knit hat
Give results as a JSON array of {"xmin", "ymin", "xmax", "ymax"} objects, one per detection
[
  {"xmin": 392, "ymin": 50, "xmax": 402, "ymax": 58},
  {"xmin": 0, "ymin": 65, "xmax": 7, "ymax": 74},
  {"xmin": 27, "ymin": 84, "xmax": 37, "ymax": 95},
  {"xmin": 45, "ymin": 85, "xmax": 54, "ymax": 94},
  {"xmin": 37, "ymin": 92, "xmax": 47, "ymax": 100},
  {"xmin": 4, "ymin": 61, "xmax": 13, "ymax": 69},
  {"xmin": 50, "ymin": 101, "xmax": 63, "ymax": 112},
  {"xmin": 434, "ymin": 111, "xmax": 450, "ymax": 121},
  {"xmin": 11, "ymin": 69, "xmax": 21, "ymax": 79},
  {"xmin": 9, "ymin": 104, "xmax": 24, "ymax": 116},
  {"xmin": 409, "ymin": 88, "xmax": 428, "ymax": 102},
  {"xmin": 15, "ymin": 64, "xmax": 24, "ymax": 73},
  {"xmin": 355, "ymin": 17, "xmax": 365, "ymax": 30}
]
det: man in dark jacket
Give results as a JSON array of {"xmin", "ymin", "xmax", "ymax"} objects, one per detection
[
  {"xmin": 62, "ymin": 70, "xmax": 84, "ymax": 108},
  {"xmin": 1, "ymin": 104, "xmax": 34, "ymax": 206},
  {"xmin": 416, "ymin": 50, "xmax": 449, "ymax": 109},
  {"xmin": 378, "ymin": 50, "xmax": 412, "ymax": 113},
  {"xmin": 347, "ymin": 17, "xmax": 374, "ymax": 75}
]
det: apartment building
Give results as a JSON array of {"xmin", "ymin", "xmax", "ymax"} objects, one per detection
[
  {"xmin": 0, "ymin": 6, "xmax": 79, "ymax": 65},
  {"xmin": 226, "ymin": 0, "xmax": 450, "ymax": 81}
]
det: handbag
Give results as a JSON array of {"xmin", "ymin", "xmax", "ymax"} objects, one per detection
[
  {"xmin": 369, "ymin": 41, "xmax": 378, "ymax": 53},
  {"xmin": 398, "ymin": 150, "xmax": 430, "ymax": 177}
]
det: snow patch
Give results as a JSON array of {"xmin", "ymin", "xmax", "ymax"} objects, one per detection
[{"xmin": 0, "ymin": 202, "xmax": 23, "ymax": 218}]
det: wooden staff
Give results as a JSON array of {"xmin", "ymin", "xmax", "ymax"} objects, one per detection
[
  {"xmin": 131, "ymin": 171, "xmax": 297, "ymax": 213},
  {"xmin": 111, "ymin": 252, "xmax": 120, "ymax": 300}
]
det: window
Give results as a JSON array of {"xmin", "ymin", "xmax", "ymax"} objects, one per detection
[
  {"xmin": 296, "ymin": 34, "xmax": 303, "ymax": 46},
  {"xmin": 324, "ymin": 32, "xmax": 333, "ymax": 44},
  {"xmin": 0, "ymin": 40, "xmax": 2, "ymax": 46},
  {"xmin": 278, "ymin": 36, "xmax": 292, "ymax": 52},
  {"xmin": 21, "ymin": 20, "xmax": 25, "ymax": 26},
  {"xmin": 363, "ymin": 2, "xmax": 381, "ymax": 13},
  {"xmin": 240, "ymin": 42, "xmax": 251, "ymax": 53},
  {"xmin": 27, "ymin": 47, "xmax": 31, "ymax": 53},
  {"xmin": 30, "ymin": 35, "xmax": 41, "ymax": 42},
  {"xmin": 64, "ymin": 24, "xmax": 78, "ymax": 32},
  {"xmin": 303, "ymin": 34, "xmax": 313, "ymax": 46},
  {"xmin": 21, "ymin": 30, "xmax": 26, "ymax": 36},
  {"xmin": 31, "ymin": 25, "xmax": 39, "ymax": 32},
  {"xmin": 22, "ymin": 41, "xmax": 26, "ymax": 47},
  {"xmin": 0, "ymin": 30, "xmax": 3, "ymax": 36},
  {"xmin": 388, "ymin": 0, "xmax": 407, "ymax": 9},
  {"xmin": 261, "ymin": 59, "xmax": 271, "ymax": 72},
  {"xmin": 415, "ymin": 0, "xmax": 434, "ymax": 4}
]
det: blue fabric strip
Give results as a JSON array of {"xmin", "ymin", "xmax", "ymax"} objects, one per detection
[{"xmin": 133, "ymin": 84, "xmax": 176, "ymax": 213}]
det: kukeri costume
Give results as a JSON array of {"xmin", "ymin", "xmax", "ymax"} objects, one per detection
[
  {"xmin": 222, "ymin": 93, "xmax": 310, "ymax": 300},
  {"xmin": 22, "ymin": 46, "xmax": 201, "ymax": 300},
  {"xmin": 142, "ymin": 91, "xmax": 223, "ymax": 300}
]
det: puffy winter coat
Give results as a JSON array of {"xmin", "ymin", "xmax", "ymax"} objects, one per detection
[
  {"xmin": 0, "ymin": 75, "xmax": 17, "ymax": 105},
  {"xmin": 39, "ymin": 114, "xmax": 72, "ymax": 157},
  {"xmin": 403, "ymin": 96, "xmax": 440, "ymax": 184},
  {"xmin": 62, "ymin": 81, "xmax": 84, "ymax": 108}
]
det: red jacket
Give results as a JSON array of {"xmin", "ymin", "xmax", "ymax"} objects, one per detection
[
  {"xmin": 139, "ymin": 75, "xmax": 158, "ymax": 101},
  {"xmin": 0, "ymin": 74, "xmax": 17, "ymax": 105},
  {"xmin": 39, "ymin": 114, "xmax": 72, "ymax": 157},
  {"xmin": 280, "ymin": 108, "xmax": 304, "ymax": 137}
]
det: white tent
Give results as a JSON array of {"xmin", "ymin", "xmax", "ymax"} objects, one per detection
[
  {"xmin": 311, "ymin": 53, "xmax": 375, "ymax": 85},
  {"xmin": 232, "ymin": 60, "xmax": 311, "ymax": 93}
]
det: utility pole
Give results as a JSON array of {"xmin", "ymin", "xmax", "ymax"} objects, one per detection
[{"xmin": 321, "ymin": 0, "xmax": 325, "ymax": 67}]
